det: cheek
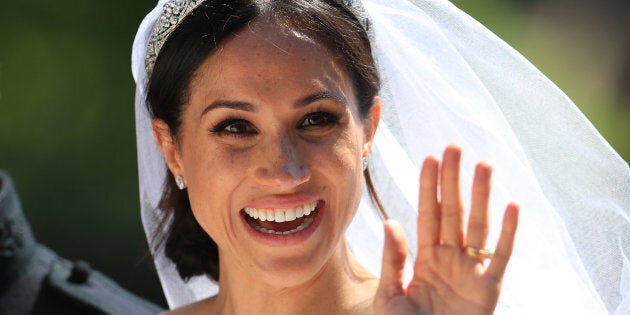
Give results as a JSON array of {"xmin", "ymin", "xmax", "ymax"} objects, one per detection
[
  {"xmin": 184, "ymin": 137, "xmax": 254, "ymax": 191},
  {"xmin": 182, "ymin": 142, "xmax": 253, "ymax": 239},
  {"xmin": 319, "ymin": 127, "xmax": 365, "ymax": 210}
]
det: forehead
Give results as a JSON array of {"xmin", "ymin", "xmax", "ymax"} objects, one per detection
[
  {"xmin": 223, "ymin": 20, "xmax": 331, "ymax": 60},
  {"xmin": 188, "ymin": 21, "xmax": 352, "ymax": 97}
]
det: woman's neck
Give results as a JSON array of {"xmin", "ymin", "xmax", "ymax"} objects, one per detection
[{"xmin": 207, "ymin": 241, "xmax": 378, "ymax": 315}]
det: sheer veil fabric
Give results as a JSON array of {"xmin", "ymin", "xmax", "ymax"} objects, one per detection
[{"xmin": 132, "ymin": 0, "xmax": 630, "ymax": 313}]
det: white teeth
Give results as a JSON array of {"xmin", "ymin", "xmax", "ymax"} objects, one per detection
[
  {"xmin": 245, "ymin": 208, "xmax": 258, "ymax": 219},
  {"xmin": 275, "ymin": 211, "xmax": 285, "ymax": 223},
  {"xmin": 244, "ymin": 202, "xmax": 317, "ymax": 223},
  {"xmin": 285, "ymin": 208, "xmax": 296, "ymax": 221},
  {"xmin": 253, "ymin": 217, "xmax": 314, "ymax": 235}
]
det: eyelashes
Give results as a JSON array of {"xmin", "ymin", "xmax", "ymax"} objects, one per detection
[
  {"xmin": 210, "ymin": 118, "xmax": 257, "ymax": 137},
  {"xmin": 209, "ymin": 111, "xmax": 342, "ymax": 137},
  {"xmin": 299, "ymin": 111, "xmax": 341, "ymax": 129}
]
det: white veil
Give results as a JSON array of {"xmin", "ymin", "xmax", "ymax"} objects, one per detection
[{"xmin": 132, "ymin": 0, "xmax": 630, "ymax": 313}]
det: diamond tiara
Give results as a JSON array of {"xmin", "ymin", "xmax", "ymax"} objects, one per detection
[
  {"xmin": 145, "ymin": 0, "xmax": 205, "ymax": 77},
  {"xmin": 335, "ymin": 0, "xmax": 357, "ymax": 6}
]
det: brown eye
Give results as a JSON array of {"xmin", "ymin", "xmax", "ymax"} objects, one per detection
[
  {"xmin": 300, "ymin": 112, "xmax": 340, "ymax": 128},
  {"xmin": 212, "ymin": 119, "xmax": 257, "ymax": 136}
]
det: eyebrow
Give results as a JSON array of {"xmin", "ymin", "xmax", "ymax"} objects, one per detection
[
  {"xmin": 200, "ymin": 90, "xmax": 349, "ymax": 117},
  {"xmin": 201, "ymin": 100, "xmax": 256, "ymax": 117},
  {"xmin": 296, "ymin": 91, "xmax": 348, "ymax": 108}
]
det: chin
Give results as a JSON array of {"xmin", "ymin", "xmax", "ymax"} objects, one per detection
[
  {"xmin": 247, "ymin": 226, "xmax": 343, "ymax": 289},
  {"xmin": 253, "ymin": 252, "xmax": 332, "ymax": 289}
]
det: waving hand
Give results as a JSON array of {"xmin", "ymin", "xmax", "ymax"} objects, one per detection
[{"xmin": 374, "ymin": 145, "xmax": 519, "ymax": 315}]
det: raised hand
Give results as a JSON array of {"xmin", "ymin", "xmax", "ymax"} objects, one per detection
[{"xmin": 374, "ymin": 144, "xmax": 519, "ymax": 315}]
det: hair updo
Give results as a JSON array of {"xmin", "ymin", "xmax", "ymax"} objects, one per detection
[{"xmin": 146, "ymin": 0, "xmax": 384, "ymax": 282}]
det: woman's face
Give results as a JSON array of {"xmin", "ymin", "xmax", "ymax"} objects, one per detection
[{"xmin": 155, "ymin": 22, "xmax": 379, "ymax": 287}]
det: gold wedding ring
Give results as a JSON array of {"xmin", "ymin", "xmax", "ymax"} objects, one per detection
[{"xmin": 464, "ymin": 246, "xmax": 493, "ymax": 260}]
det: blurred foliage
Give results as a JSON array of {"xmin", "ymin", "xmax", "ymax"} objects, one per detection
[
  {"xmin": 0, "ymin": 0, "xmax": 627, "ymax": 310},
  {"xmin": 0, "ymin": 0, "xmax": 165, "ymax": 306}
]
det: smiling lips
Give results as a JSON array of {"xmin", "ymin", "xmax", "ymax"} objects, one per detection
[{"xmin": 244, "ymin": 201, "xmax": 318, "ymax": 235}]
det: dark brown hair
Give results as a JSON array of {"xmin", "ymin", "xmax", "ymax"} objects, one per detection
[{"xmin": 146, "ymin": 0, "xmax": 385, "ymax": 282}]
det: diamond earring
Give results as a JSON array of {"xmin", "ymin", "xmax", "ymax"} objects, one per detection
[
  {"xmin": 175, "ymin": 175, "xmax": 186, "ymax": 190},
  {"xmin": 362, "ymin": 156, "xmax": 368, "ymax": 171}
]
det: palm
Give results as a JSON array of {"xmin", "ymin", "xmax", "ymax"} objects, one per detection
[
  {"xmin": 405, "ymin": 246, "xmax": 499, "ymax": 314},
  {"xmin": 374, "ymin": 145, "xmax": 519, "ymax": 315}
]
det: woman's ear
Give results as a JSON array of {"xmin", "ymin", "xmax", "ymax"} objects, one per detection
[
  {"xmin": 152, "ymin": 119, "xmax": 185, "ymax": 178},
  {"xmin": 363, "ymin": 96, "xmax": 382, "ymax": 157}
]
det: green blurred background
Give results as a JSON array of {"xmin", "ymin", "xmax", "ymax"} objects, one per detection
[{"xmin": 0, "ymin": 0, "xmax": 628, "ymax": 308}]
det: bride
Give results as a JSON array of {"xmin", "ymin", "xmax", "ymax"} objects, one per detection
[{"xmin": 132, "ymin": 0, "xmax": 630, "ymax": 314}]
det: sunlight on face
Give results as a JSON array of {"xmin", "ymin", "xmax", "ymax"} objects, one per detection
[{"xmin": 173, "ymin": 21, "xmax": 374, "ymax": 287}]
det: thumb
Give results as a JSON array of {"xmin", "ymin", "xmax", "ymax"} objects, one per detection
[{"xmin": 375, "ymin": 220, "xmax": 409, "ymax": 306}]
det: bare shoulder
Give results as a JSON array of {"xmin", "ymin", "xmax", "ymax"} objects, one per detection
[{"xmin": 160, "ymin": 296, "xmax": 216, "ymax": 315}]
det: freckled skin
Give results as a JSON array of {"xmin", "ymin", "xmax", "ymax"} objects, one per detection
[{"xmin": 155, "ymin": 20, "xmax": 380, "ymax": 315}]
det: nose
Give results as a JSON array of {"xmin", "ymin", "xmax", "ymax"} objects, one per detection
[{"xmin": 255, "ymin": 134, "xmax": 310, "ymax": 189}]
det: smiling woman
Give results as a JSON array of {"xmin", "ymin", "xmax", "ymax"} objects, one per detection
[
  {"xmin": 145, "ymin": 1, "xmax": 382, "ymax": 289},
  {"xmin": 132, "ymin": 0, "xmax": 629, "ymax": 314},
  {"xmin": 153, "ymin": 19, "xmax": 379, "ymax": 292},
  {"xmin": 146, "ymin": 3, "xmax": 388, "ymax": 312}
]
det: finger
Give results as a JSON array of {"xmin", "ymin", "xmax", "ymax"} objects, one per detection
[
  {"xmin": 417, "ymin": 155, "xmax": 440, "ymax": 247},
  {"xmin": 376, "ymin": 220, "xmax": 409, "ymax": 304},
  {"xmin": 487, "ymin": 202, "xmax": 519, "ymax": 278},
  {"xmin": 440, "ymin": 144, "xmax": 464, "ymax": 247},
  {"xmin": 465, "ymin": 162, "xmax": 492, "ymax": 250}
]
